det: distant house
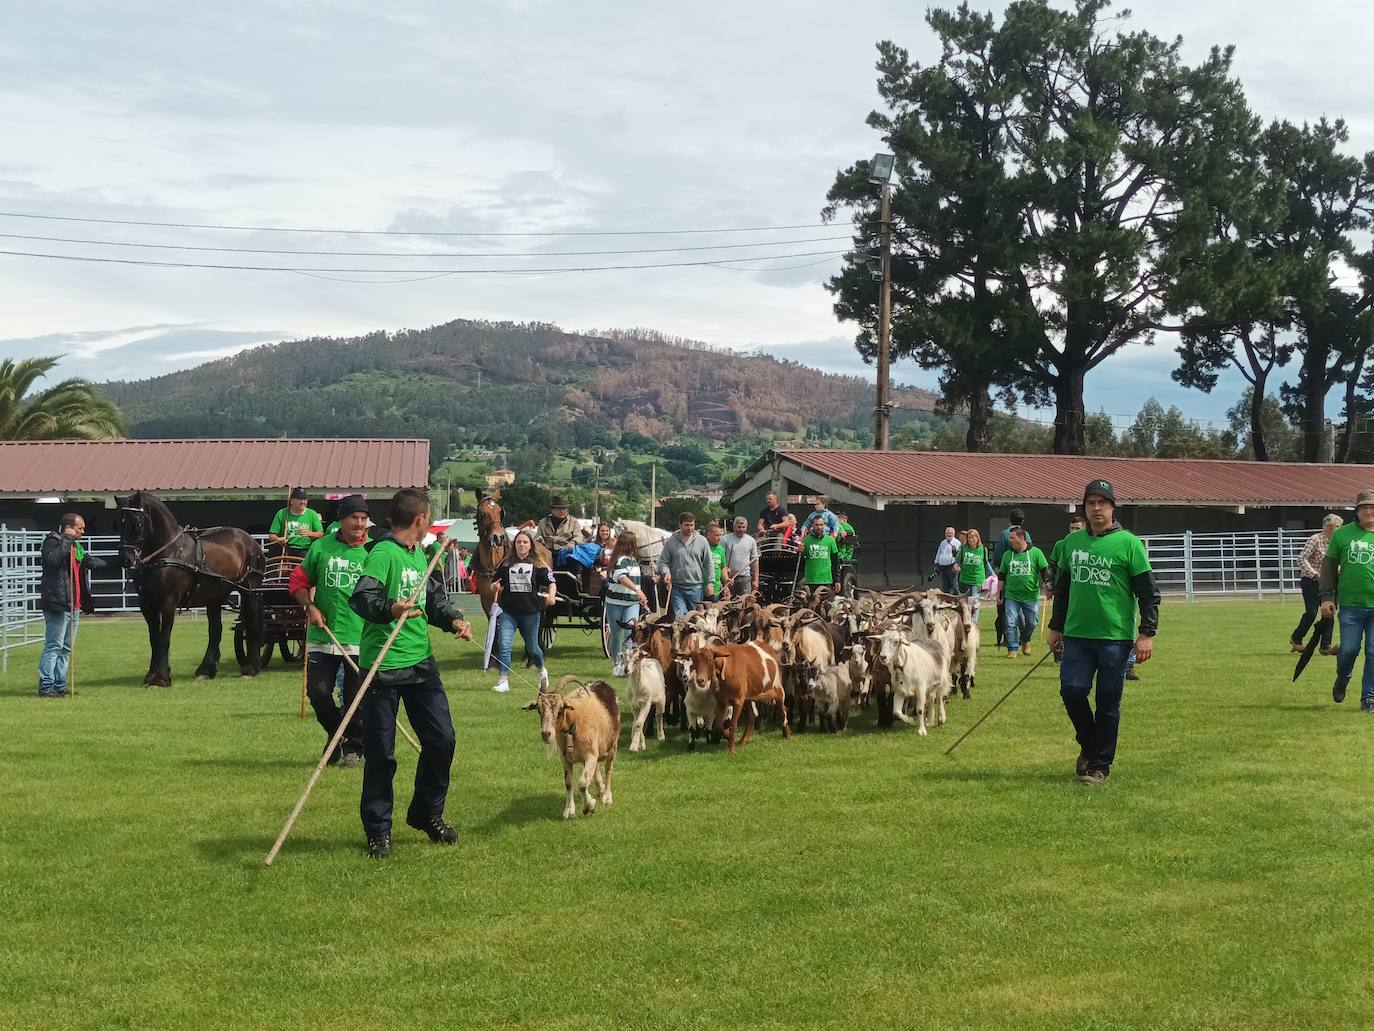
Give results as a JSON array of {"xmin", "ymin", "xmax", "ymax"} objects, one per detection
[{"xmin": 484, "ymin": 468, "xmax": 516, "ymax": 488}]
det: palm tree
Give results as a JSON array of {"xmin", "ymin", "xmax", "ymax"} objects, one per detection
[{"xmin": 0, "ymin": 356, "xmax": 126, "ymax": 440}]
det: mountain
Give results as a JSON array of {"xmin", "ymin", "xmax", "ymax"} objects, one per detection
[{"xmin": 102, "ymin": 319, "xmax": 939, "ymax": 463}]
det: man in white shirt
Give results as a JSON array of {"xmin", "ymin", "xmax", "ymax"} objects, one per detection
[
  {"xmin": 723, "ymin": 516, "xmax": 760, "ymax": 596},
  {"xmin": 934, "ymin": 526, "xmax": 961, "ymax": 594}
]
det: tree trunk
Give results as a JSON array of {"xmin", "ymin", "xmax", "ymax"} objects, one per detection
[
  {"xmin": 966, "ymin": 386, "xmax": 991, "ymax": 453},
  {"xmin": 1052, "ymin": 366, "xmax": 1087, "ymax": 455},
  {"xmin": 1335, "ymin": 353, "xmax": 1367, "ymax": 464},
  {"xmin": 1250, "ymin": 372, "xmax": 1269, "ymax": 462},
  {"xmin": 1300, "ymin": 343, "xmax": 1327, "ymax": 463}
]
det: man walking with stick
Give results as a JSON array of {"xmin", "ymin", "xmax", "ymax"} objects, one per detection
[
  {"xmin": 290, "ymin": 494, "xmax": 372, "ymax": 767},
  {"xmin": 348, "ymin": 488, "xmax": 473, "ymax": 858},
  {"xmin": 38, "ymin": 513, "xmax": 107, "ymax": 698},
  {"xmin": 1045, "ymin": 480, "xmax": 1160, "ymax": 786}
]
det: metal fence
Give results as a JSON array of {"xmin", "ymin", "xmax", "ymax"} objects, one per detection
[
  {"xmin": 1137, "ymin": 528, "xmax": 1314, "ymax": 600},
  {"xmin": 0, "ymin": 527, "xmax": 474, "ymax": 670}
]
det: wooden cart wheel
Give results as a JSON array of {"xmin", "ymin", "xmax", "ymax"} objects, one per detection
[
  {"xmin": 539, "ymin": 616, "xmax": 557, "ymax": 653},
  {"xmin": 599, "ymin": 604, "xmax": 613, "ymax": 659},
  {"xmin": 279, "ymin": 636, "xmax": 304, "ymax": 664}
]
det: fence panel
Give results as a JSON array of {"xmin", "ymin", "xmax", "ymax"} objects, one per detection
[{"xmin": 1140, "ymin": 528, "xmax": 1311, "ymax": 600}]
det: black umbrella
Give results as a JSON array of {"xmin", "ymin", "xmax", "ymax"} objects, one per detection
[{"xmin": 1293, "ymin": 616, "xmax": 1333, "ymax": 682}]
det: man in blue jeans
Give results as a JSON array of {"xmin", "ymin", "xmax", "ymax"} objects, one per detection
[
  {"xmin": 656, "ymin": 512, "xmax": 715, "ymax": 620},
  {"xmin": 1320, "ymin": 488, "xmax": 1374, "ymax": 712},
  {"xmin": 38, "ymin": 512, "xmax": 108, "ymax": 698},
  {"xmin": 1046, "ymin": 480, "xmax": 1161, "ymax": 785}
]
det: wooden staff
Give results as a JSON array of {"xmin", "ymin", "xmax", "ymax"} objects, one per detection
[
  {"xmin": 298, "ymin": 650, "xmax": 309, "ymax": 719},
  {"xmin": 320, "ymin": 622, "xmax": 421, "ymax": 754},
  {"xmin": 265, "ymin": 542, "xmax": 451, "ymax": 866},
  {"xmin": 68, "ymin": 546, "xmax": 79, "ymax": 698}
]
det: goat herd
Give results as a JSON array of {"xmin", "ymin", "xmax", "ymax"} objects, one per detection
[{"xmin": 522, "ymin": 588, "xmax": 982, "ymax": 819}]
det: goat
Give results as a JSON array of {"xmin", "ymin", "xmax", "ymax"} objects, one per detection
[
  {"xmin": 873, "ymin": 629, "xmax": 949, "ymax": 736},
  {"xmin": 523, "ymin": 675, "xmax": 620, "ymax": 818},
  {"xmin": 803, "ymin": 662, "xmax": 854, "ymax": 732},
  {"xmin": 949, "ymin": 594, "xmax": 980, "ymax": 699},
  {"xmin": 620, "ymin": 643, "xmax": 667, "ymax": 751}
]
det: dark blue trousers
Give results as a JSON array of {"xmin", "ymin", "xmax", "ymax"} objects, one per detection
[
  {"xmin": 360, "ymin": 667, "xmax": 456, "ymax": 838},
  {"xmin": 1059, "ymin": 637, "xmax": 1132, "ymax": 775}
]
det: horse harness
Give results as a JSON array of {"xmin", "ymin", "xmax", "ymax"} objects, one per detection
[{"xmin": 119, "ymin": 506, "xmax": 260, "ymax": 595}]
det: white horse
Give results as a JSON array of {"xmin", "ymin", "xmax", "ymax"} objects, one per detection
[{"xmin": 612, "ymin": 519, "xmax": 671, "ymax": 565}]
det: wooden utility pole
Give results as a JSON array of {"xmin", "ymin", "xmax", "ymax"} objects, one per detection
[
  {"xmin": 874, "ymin": 181, "xmax": 893, "ymax": 451},
  {"xmin": 649, "ymin": 462, "xmax": 658, "ymax": 528}
]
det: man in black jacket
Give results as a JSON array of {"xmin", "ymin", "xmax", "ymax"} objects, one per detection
[
  {"xmin": 1045, "ymin": 480, "xmax": 1161, "ymax": 785},
  {"xmin": 38, "ymin": 513, "xmax": 108, "ymax": 697}
]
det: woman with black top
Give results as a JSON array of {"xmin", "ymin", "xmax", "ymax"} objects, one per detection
[
  {"xmin": 605, "ymin": 530, "xmax": 649, "ymax": 676},
  {"xmin": 492, "ymin": 529, "xmax": 555, "ymax": 694}
]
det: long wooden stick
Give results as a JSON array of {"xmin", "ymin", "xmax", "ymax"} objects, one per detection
[
  {"xmin": 298, "ymin": 647, "xmax": 309, "ymax": 718},
  {"xmin": 944, "ymin": 650, "xmax": 1051, "ymax": 756},
  {"xmin": 68, "ymin": 549, "xmax": 78, "ymax": 698},
  {"xmin": 265, "ymin": 542, "xmax": 449, "ymax": 866},
  {"xmin": 320, "ymin": 623, "xmax": 421, "ymax": 754}
]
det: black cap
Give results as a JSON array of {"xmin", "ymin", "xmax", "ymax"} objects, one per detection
[
  {"xmin": 336, "ymin": 494, "xmax": 369, "ymax": 518},
  {"xmin": 550, "ymin": 495, "xmax": 569, "ymax": 508},
  {"xmin": 289, "ymin": 487, "xmax": 307, "ymax": 500},
  {"xmin": 1083, "ymin": 478, "xmax": 1116, "ymax": 505}
]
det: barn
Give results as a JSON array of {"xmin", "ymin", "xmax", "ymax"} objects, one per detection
[
  {"xmin": 726, "ymin": 448, "xmax": 1374, "ymax": 588},
  {"xmin": 0, "ymin": 438, "xmax": 431, "ymax": 534}
]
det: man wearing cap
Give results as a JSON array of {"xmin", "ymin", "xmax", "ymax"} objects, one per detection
[
  {"xmin": 290, "ymin": 494, "xmax": 371, "ymax": 766},
  {"xmin": 269, "ymin": 488, "xmax": 324, "ymax": 559},
  {"xmin": 536, "ymin": 495, "xmax": 589, "ymax": 561},
  {"xmin": 1319, "ymin": 490, "xmax": 1374, "ymax": 712},
  {"xmin": 1046, "ymin": 479, "xmax": 1160, "ymax": 785}
]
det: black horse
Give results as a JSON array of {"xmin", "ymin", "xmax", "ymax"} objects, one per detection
[{"xmin": 117, "ymin": 491, "xmax": 265, "ymax": 686}]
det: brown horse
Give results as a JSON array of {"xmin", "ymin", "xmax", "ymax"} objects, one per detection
[
  {"xmin": 473, "ymin": 489, "xmax": 552, "ymax": 617},
  {"xmin": 117, "ymin": 491, "xmax": 265, "ymax": 686}
]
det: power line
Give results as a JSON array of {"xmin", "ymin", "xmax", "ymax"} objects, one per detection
[
  {"xmin": 0, "ymin": 246, "xmax": 849, "ymax": 276},
  {"xmin": 0, "ymin": 209, "xmax": 832, "ymax": 238},
  {"xmin": 0, "ymin": 229, "xmax": 852, "ymax": 258}
]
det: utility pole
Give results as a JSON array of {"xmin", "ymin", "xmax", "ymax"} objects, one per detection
[
  {"xmin": 649, "ymin": 462, "xmax": 658, "ymax": 528},
  {"xmin": 874, "ymin": 176, "xmax": 893, "ymax": 451}
]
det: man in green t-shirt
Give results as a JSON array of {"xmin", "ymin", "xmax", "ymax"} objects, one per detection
[
  {"xmin": 1319, "ymin": 488, "xmax": 1374, "ymax": 711},
  {"xmin": 706, "ymin": 522, "xmax": 727, "ymax": 597},
  {"xmin": 1046, "ymin": 479, "xmax": 1160, "ymax": 786},
  {"xmin": 269, "ymin": 488, "xmax": 324, "ymax": 558},
  {"xmin": 1046, "ymin": 514, "xmax": 1086, "ymax": 665},
  {"xmin": 348, "ymin": 488, "xmax": 473, "ymax": 859},
  {"xmin": 290, "ymin": 494, "xmax": 372, "ymax": 767},
  {"xmin": 998, "ymin": 528, "xmax": 1048, "ymax": 658},
  {"xmin": 836, "ymin": 512, "xmax": 858, "ymax": 563},
  {"xmin": 802, "ymin": 519, "xmax": 839, "ymax": 600}
]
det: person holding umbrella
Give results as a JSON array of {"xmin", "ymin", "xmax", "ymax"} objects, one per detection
[
  {"xmin": 1292, "ymin": 514, "xmax": 1342, "ymax": 656},
  {"xmin": 1320, "ymin": 491, "xmax": 1374, "ymax": 712},
  {"xmin": 1046, "ymin": 479, "xmax": 1160, "ymax": 785}
]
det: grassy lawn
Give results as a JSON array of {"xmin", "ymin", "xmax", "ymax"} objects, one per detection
[{"xmin": 2, "ymin": 600, "xmax": 1372, "ymax": 1029}]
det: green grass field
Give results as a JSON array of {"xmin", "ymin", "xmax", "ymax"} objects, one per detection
[{"xmin": 2, "ymin": 601, "xmax": 1372, "ymax": 1029}]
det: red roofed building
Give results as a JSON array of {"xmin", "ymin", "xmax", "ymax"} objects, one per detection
[
  {"xmin": 727, "ymin": 449, "xmax": 1374, "ymax": 587},
  {"xmin": 0, "ymin": 438, "xmax": 429, "ymax": 534}
]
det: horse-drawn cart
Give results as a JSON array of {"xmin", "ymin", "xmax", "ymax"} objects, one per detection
[
  {"xmin": 233, "ymin": 553, "xmax": 306, "ymax": 667},
  {"xmin": 756, "ymin": 534, "xmax": 860, "ymax": 603}
]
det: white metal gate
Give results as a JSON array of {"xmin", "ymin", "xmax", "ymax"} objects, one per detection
[{"xmin": 1138, "ymin": 528, "xmax": 1314, "ymax": 601}]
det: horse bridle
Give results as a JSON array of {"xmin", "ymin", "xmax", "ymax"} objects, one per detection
[
  {"xmin": 475, "ymin": 499, "xmax": 507, "ymax": 577},
  {"xmin": 117, "ymin": 504, "xmax": 186, "ymax": 568}
]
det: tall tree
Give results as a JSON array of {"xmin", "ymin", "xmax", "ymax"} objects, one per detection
[
  {"xmin": 0, "ymin": 356, "xmax": 125, "ymax": 440},
  {"xmin": 1263, "ymin": 119, "xmax": 1374, "ymax": 461},
  {"xmin": 827, "ymin": 0, "xmax": 1253, "ymax": 455},
  {"xmin": 824, "ymin": 7, "xmax": 1043, "ymax": 453}
]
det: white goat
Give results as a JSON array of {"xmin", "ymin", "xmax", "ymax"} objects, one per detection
[
  {"xmin": 620, "ymin": 642, "xmax": 667, "ymax": 751},
  {"xmin": 874, "ymin": 629, "xmax": 950, "ymax": 736}
]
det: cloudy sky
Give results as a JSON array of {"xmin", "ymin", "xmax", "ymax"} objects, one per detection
[{"xmin": 1, "ymin": 0, "xmax": 1370, "ymax": 433}]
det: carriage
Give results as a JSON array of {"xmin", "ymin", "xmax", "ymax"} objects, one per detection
[
  {"xmin": 756, "ymin": 533, "xmax": 861, "ymax": 603},
  {"xmin": 232, "ymin": 552, "xmax": 307, "ymax": 667}
]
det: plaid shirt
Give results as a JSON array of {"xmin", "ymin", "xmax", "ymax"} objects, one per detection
[{"xmin": 1299, "ymin": 531, "xmax": 1328, "ymax": 580}]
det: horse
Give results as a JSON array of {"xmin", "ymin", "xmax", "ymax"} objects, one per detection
[
  {"xmin": 473, "ymin": 489, "xmax": 552, "ymax": 618},
  {"xmin": 116, "ymin": 491, "xmax": 266, "ymax": 686}
]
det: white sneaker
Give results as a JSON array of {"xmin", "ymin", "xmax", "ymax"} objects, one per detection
[
  {"xmin": 492, "ymin": 679, "xmax": 510, "ymax": 693},
  {"xmin": 612, "ymin": 662, "xmax": 625, "ymax": 677},
  {"xmin": 538, "ymin": 667, "xmax": 549, "ymax": 689}
]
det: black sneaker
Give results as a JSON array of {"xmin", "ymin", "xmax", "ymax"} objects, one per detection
[
  {"xmin": 365, "ymin": 833, "xmax": 392, "ymax": 859},
  {"xmin": 341, "ymin": 748, "xmax": 362, "ymax": 769},
  {"xmin": 1076, "ymin": 751, "xmax": 1090, "ymax": 777},
  {"xmin": 1078, "ymin": 768, "xmax": 1107, "ymax": 786},
  {"xmin": 1361, "ymin": 700, "xmax": 1374, "ymax": 714},
  {"xmin": 1334, "ymin": 681, "xmax": 1347, "ymax": 704},
  {"xmin": 1124, "ymin": 667, "xmax": 1139, "ymax": 681},
  {"xmin": 406, "ymin": 815, "xmax": 458, "ymax": 845}
]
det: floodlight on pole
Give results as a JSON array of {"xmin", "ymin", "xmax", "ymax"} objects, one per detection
[{"xmin": 870, "ymin": 152, "xmax": 895, "ymax": 450}]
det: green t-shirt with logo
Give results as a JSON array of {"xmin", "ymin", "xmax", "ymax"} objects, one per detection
[
  {"xmin": 301, "ymin": 532, "xmax": 368, "ymax": 648},
  {"xmin": 1328, "ymin": 522, "xmax": 1374, "ymax": 607},
  {"xmin": 1000, "ymin": 545, "xmax": 1049, "ymax": 602},
  {"xmin": 356, "ymin": 539, "xmax": 433, "ymax": 670},
  {"xmin": 270, "ymin": 506, "xmax": 323, "ymax": 549},
  {"xmin": 709, "ymin": 542, "xmax": 726, "ymax": 593},
  {"xmin": 837, "ymin": 522, "xmax": 856, "ymax": 561},
  {"xmin": 803, "ymin": 533, "xmax": 838, "ymax": 586},
  {"xmin": 958, "ymin": 545, "xmax": 988, "ymax": 586},
  {"xmin": 1062, "ymin": 528, "xmax": 1151, "ymax": 640}
]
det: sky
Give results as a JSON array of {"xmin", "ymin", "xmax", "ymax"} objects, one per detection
[{"xmin": 1, "ymin": 0, "xmax": 1370, "ymax": 435}]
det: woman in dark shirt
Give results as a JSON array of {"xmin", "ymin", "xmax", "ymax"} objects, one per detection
[{"xmin": 492, "ymin": 530, "xmax": 555, "ymax": 693}]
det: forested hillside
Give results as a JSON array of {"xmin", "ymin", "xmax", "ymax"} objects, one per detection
[{"xmin": 103, "ymin": 320, "xmax": 938, "ymax": 463}]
